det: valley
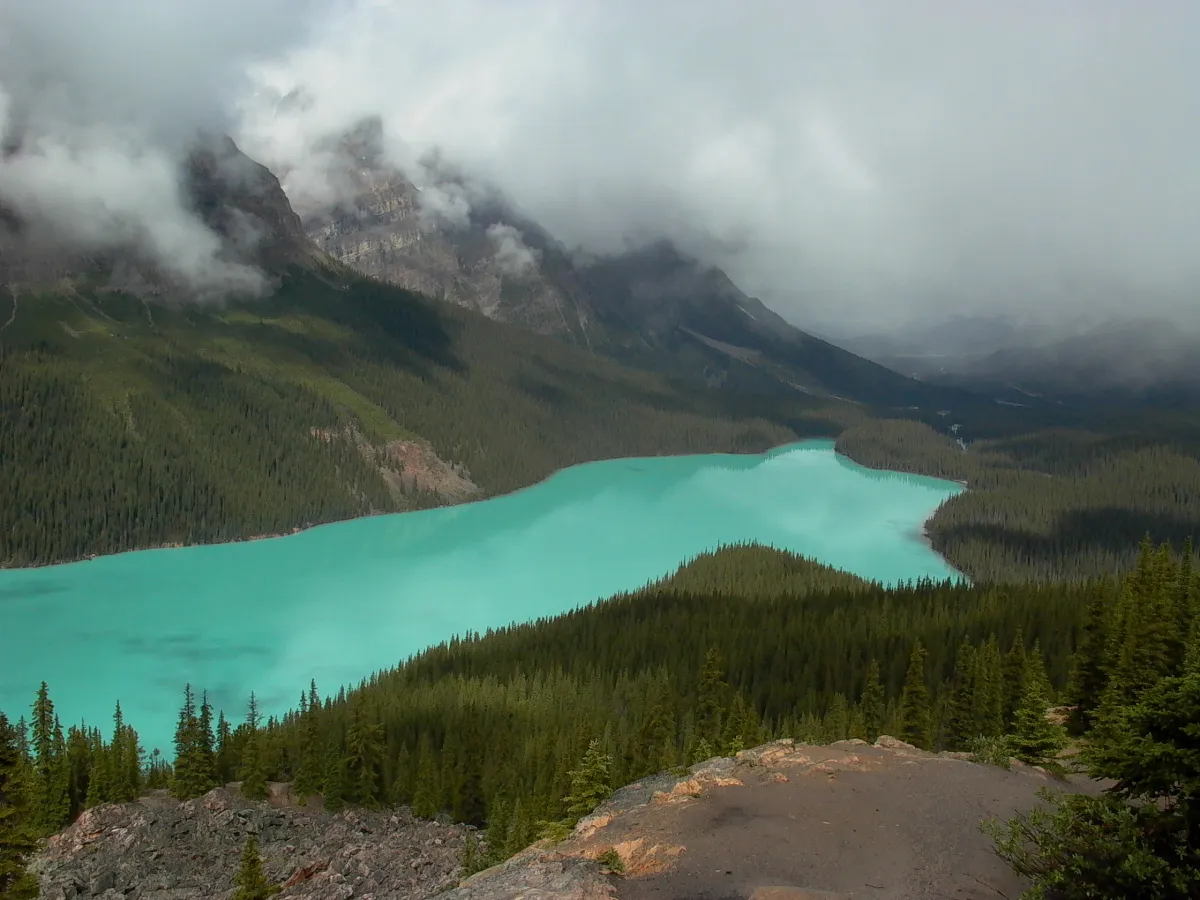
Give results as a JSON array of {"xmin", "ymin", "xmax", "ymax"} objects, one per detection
[
  {"xmin": 0, "ymin": 92, "xmax": 1198, "ymax": 900},
  {"xmin": 0, "ymin": 441, "xmax": 961, "ymax": 758}
]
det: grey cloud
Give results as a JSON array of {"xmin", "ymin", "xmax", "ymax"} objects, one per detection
[
  {"xmin": 4, "ymin": 0, "xmax": 1199, "ymax": 338},
  {"xmin": 0, "ymin": 0, "xmax": 314, "ymax": 294},
  {"xmin": 239, "ymin": 0, "xmax": 1200, "ymax": 339},
  {"xmin": 486, "ymin": 223, "xmax": 539, "ymax": 275}
]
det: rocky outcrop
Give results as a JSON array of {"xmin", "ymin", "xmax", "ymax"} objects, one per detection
[
  {"xmin": 310, "ymin": 424, "xmax": 479, "ymax": 504},
  {"xmin": 444, "ymin": 737, "xmax": 1092, "ymax": 900},
  {"xmin": 32, "ymin": 786, "xmax": 469, "ymax": 900},
  {"xmin": 299, "ymin": 123, "xmax": 592, "ymax": 343},
  {"xmin": 32, "ymin": 739, "xmax": 1090, "ymax": 900}
]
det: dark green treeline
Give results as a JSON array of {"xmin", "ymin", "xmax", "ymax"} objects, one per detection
[{"xmin": 838, "ymin": 419, "xmax": 1200, "ymax": 582}]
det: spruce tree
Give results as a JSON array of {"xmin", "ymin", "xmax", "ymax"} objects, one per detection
[
  {"xmin": 171, "ymin": 684, "xmax": 204, "ymax": 800},
  {"xmin": 0, "ymin": 713, "xmax": 39, "ymax": 900},
  {"xmin": 239, "ymin": 694, "xmax": 268, "ymax": 801},
  {"xmin": 321, "ymin": 744, "xmax": 344, "ymax": 813},
  {"xmin": 214, "ymin": 711, "xmax": 234, "ymax": 785},
  {"xmin": 411, "ymin": 736, "xmax": 439, "ymax": 819},
  {"xmin": 859, "ymin": 659, "xmax": 886, "ymax": 743},
  {"xmin": 231, "ymin": 835, "xmax": 279, "ymax": 900},
  {"xmin": 1065, "ymin": 585, "xmax": 1114, "ymax": 733},
  {"xmin": 822, "ymin": 693, "xmax": 850, "ymax": 743},
  {"xmin": 344, "ymin": 695, "xmax": 383, "ymax": 808},
  {"xmin": 1008, "ymin": 646, "xmax": 1067, "ymax": 766},
  {"xmin": 484, "ymin": 795, "xmax": 510, "ymax": 866},
  {"xmin": 695, "ymin": 648, "xmax": 728, "ymax": 748},
  {"xmin": 563, "ymin": 739, "xmax": 612, "ymax": 818},
  {"xmin": 29, "ymin": 683, "xmax": 68, "ymax": 834},
  {"xmin": 291, "ymin": 682, "xmax": 323, "ymax": 801},
  {"xmin": 1001, "ymin": 628, "xmax": 1028, "ymax": 728},
  {"xmin": 197, "ymin": 693, "xmax": 217, "ymax": 792},
  {"xmin": 972, "ymin": 636, "xmax": 1005, "ymax": 738},
  {"xmin": 944, "ymin": 641, "xmax": 978, "ymax": 751},
  {"xmin": 898, "ymin": 641, "xmax": 932, "ymax": 749}
]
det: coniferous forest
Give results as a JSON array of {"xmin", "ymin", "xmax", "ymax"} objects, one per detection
[
  {"xmin": 3, "ymin": 539, "xmax": 1197, "ymax": 896},
  {"xmin": 3, "ymin": 268, "xmax": 1200, "ymax": 588}
]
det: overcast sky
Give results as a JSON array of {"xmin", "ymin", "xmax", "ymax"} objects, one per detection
[{"xmin": 2, "ymin": 0, "xmax": 1199, "ymax": 335}]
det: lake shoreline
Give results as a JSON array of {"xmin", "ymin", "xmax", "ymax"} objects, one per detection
[{"xmin": 2, "ymin": 436, "xmax": 967, "ymax": 573}]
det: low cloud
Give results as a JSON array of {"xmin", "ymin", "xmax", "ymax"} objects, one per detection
[
  {"xmin": 3, "ymin": 0, "xmax": 1199, "ymax": 337},
  {"xmin": 486, "ymin": 223, "xmax": 538, "ymax": 275},
  {"xmin": 0, "ymin": 0, "xmax": 310, "ymax": 296},
  {"xmin": 236, "ymin": 0, "xmax": 1200, "ymax": 338}
]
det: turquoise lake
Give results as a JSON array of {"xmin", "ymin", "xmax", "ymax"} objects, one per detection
[{"xmin": 0, "ymin": 440, "xmax": 963, "ymax": 754}]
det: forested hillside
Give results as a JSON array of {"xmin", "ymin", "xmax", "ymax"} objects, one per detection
[
  {"xmin": 838, "ymin": 418, "xmax": 1200, "ymax": 581},
  {"xmin": 0, "ymin": 266, "xmax": 818, "ymax": 567}
]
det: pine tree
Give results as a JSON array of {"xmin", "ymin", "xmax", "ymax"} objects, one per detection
[
  {"xmin": 1008, "ymin": 645, "xmax": 1067, "ymax": 766},
  {"xmin": 345, "ymin": 702, "xmax": 382, "ymax": 807},
  {"xmin": 108, "ymin": 703, "xmax": 137, "ymax": 803},
  {"xmin": 388, "ymin": 743, "xmax": 412, "ymax": 807},
  {"xmin": 460, "ymin": 831, "xmax": 482, "ymax": 876},
  {"xmin": 822, "ymin": 693, "xmax": 850, "ymax": 743},
  {"xmin": 239, "ymin": 694, "xmax": 268, "ymax": 801},
  {"xmin": 231, "ymin": 835, "xmax": 279, "ymax": 900},
  {"xmin": 859, "ymin": 659, "xmax": 886, "ymax": 743},
  {"xmin": 695, "ymin": 648, "xmax": 728, "ymax": 748},
  {"xmin": 197, "ymin": 693, "xmax": 216, "ymax": 792},
  {"xmin": 1001, "ymin": 628, "xmax": 1028, "ymax": 728},
  {"xmin": 411, "ymin": 736, "xmax": 439, "ymax": 819},
  {"xmin": 215, "ymin": 711, "xmax": 234, "ymax": 785},
  {"xmin": 321, "ymin": 744, "xmax": 344, "ymax": 813},
  {"xmin": 972, "ymin": 636, "xmax": 1005, "ymax": 738},
  {"xmin": 1065, "ymin": 585, "xmax": 1114, "ymax": 733},
  {"xmin": 291, "ymin": 681, "xmax": 322, "ymax": 800},
  {"xmin": 0, "ymin": 713, "xmax": 39, "ymax": 900},
  {"xmin": 171, "ymin": 685, "xmax": 203, "ymax": 800},
  {"xmin": 898, "ymin": 641, "xmax": 932, "ymax": 749},
  {"xmin": 29, "ymin": 682, "xmax": 67, "ymax": 834},
  {"xmin": 563, "ymin": 738, "xmax": 612, "ymax": 818},
  {"xmin": 944, "ymin": 641, "xmax": 978, "ymax": 751},
  {"xmin": 484, "ymin": 795, "xmax": 511, "ymax": 866}
]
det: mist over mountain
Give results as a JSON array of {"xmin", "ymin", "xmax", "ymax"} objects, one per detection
[{"xmin": 3, "ymin": 1, "xmax": 1198, "ymax": 351}]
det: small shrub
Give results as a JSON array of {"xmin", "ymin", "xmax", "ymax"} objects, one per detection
[
  {"xmin": 596, "ymin": 848, "xmax": 625, "ymax": 874},
  {"xmin": 969, "ymin": 734, "xmax": 1012, "ymax": 769}
]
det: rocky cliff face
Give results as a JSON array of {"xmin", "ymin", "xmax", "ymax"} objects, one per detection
[{"xmin": 300, "ymin": 139, "xmax": 594, "ymax": 343}]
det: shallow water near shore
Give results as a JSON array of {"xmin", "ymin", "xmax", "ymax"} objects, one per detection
[{"xmin": 0, "ymin": 440, "xmax": 963, "ymax": 753}]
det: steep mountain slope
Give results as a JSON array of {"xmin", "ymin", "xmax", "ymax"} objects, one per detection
[
  {"xmin": 1, "ymin": 137, "xmax": 828, "ymax": 567},
  {"xmin": 297, "ymin": 131, "xmax": 957, "ymax": 410}
]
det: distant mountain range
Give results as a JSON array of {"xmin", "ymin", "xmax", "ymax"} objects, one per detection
[{"xmin": 836, "ymin": 314, "xmax": 1200, "ymax": 406}]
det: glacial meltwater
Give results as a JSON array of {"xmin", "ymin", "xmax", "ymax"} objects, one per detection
[{"xmin": 0, "ymin": 440, "xmax": 963, "ymax": 753}]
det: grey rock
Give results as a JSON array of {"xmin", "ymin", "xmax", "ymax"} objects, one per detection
[{"xmin": 33, "ymin": 788, "xmax": 469, "ymax": 900}]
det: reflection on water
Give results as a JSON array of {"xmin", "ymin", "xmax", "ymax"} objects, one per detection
[{"xmin": 0, "ymin": 440, "xmax": 963, "ymax": 753}]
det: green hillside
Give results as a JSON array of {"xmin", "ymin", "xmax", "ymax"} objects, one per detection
[{"xmin": 0, "ymin": 266, "xmax": 831, "ymax": 567}]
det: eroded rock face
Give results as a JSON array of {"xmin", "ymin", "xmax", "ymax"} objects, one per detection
[
  {"xmin": 32, "ymin": 787, "xmax": 469, "ymax": 900},
  {"xmin": 301, "ymin": 164, "xmax": 592, "ymax": 342}
]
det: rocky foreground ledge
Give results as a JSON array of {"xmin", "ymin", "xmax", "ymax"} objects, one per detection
[
  {"xmin": 33, "ymin": 787, "xmax": 469, "ymax": 900},
  {"xmin": 33, "ymin": 737, "xmax": 1086, "ymax": 900}
]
